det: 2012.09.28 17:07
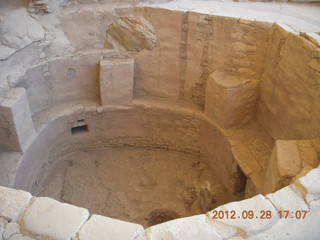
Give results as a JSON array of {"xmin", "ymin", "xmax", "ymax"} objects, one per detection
[{"xmin": 211, "ymin": 210, "xmax": 309, "ymax": 220}]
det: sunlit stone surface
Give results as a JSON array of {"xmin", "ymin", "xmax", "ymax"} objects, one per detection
[{"xmin": 0, "ymin": 0, "xmax": 320, "ymax": 239}]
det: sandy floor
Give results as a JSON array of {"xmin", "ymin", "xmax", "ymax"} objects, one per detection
[{"xmin": 38, "ymin": 148, "xmax": 241, "ymax": 227}]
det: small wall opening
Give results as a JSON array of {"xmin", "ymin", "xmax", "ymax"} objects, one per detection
[{"xmin": 71, "ymin": 125, "xmax": 88, "ymax": 135}]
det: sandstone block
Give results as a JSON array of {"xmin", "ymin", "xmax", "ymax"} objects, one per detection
[
  {"xmin": 0, "ymin": 186, "xmax": 32, "ymax": 221},
  {"xmin": 77, "ymin": 214, "xmax": 144, "ymax": 240},
  {"xmin": 231, "ymin": 144, "xmax": 263, "ymax": 176},
  {"xmin": 0, "ymin": 88, "xmax": 35, "ymax": 152},
  {"xmin": 266, "ymin": 184, "xmax": 308, "ymax": 215},
  {"xmin": 22, "ymin": 197, "xmax": 89, "ymax": 240},
  {"xmin": 298, "ymin": 168, "xmax": 320, "ymax": 203},
  {"xmin": 146, "ymin": 214, "xmax": 222, "ymax": 240},
  {"xmin": 99, "ymin": 58, "xmax": 134, "ymax": 105},
  {"xmin": 206, "ymin": 220, "xmax": 239, "ymax": 239},
  {"xmin": 295, "ymin": 139, "xmax": 320, "ymax": 169},
  {"xmin": 3, "ymin": 222, "xmax": 20, "ymax": 240},
  {"xmin": 107, "ymin": 15, "xmax": 157, "ymax": 52},
  {"xmin": 275, "ymin": 140, "xmax": 301, "ymax": 177},
  {"xmin": 207, "ymin": 194, "xmax": 278, "ymax": 237},
  {"xmin": 264, "ymin": 140, "xmax": 302, "ymax": 194},
  {"xmin": 247, "ymin": 200, "xmax": 320, "ymax": 240},
  {"xmin": 205, "ymin": 71, "xmax": 258, "ymax": 128}
]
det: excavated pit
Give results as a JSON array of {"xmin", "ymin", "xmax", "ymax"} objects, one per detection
[
  {"xmin": 0, "ymin": 2, "xmax": 320, "ymax": 237},
  {"xmin": 38, "ymin": 148, "xmax": 240, "ymax": 227},
  {"xmin": 25, "ymin": 102, "xmax": 246, "ymax": 228}
]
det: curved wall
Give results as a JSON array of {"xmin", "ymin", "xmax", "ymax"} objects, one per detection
[
  {"xmin": 14, "ymin": 103, "xmax": 202, "ymax": 193},
  {"xmin": 0, "ymin": 0, "xmax": 318, "ymax": 206},
  {"xmin": 14, "ymin": 101, "xmax": 246, "ymax": 197},
  {"xmin": 3, "ymin": 3, "xmax": 318, "ymax": 141},
  {"xmin": 2, "ymin": 2, "xmax": 319, "ymax": 142},
  {"xmin": 258, "ymin": 24, "xmax": 320, "ymax": 140},
  {"xmin": 132, "ymin": 7, "xmax": 270, "ymax": 108},
  {"xmin": 1, "ymin": 1, "xmax": 320, "ymax": 239}
]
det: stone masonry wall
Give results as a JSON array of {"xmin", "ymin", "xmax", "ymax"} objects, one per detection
[
  {"xmin": 258, "ymin": 24, "xmax": 320, "ymax": 140},
  {"xmin": 13, "ymin": 103, "xmax": 203, "ymax": 194},
  {"xmin": 184, "ymin": 13, "xmax": 270, "ymax": 109},
  {"xmin": 200, "ymin": 117, "xmax": 247, "ymax": 195},
  {"xmin": 1, "ymin": 2, "xmax": 320, "ymax": 239},
  {"xmin": 14, "ymin": 50, "xmax": 126, "ymax": 115},
  {"xmin": 133, "ymin": 8, "xmax": 270, "ymax": 109}
]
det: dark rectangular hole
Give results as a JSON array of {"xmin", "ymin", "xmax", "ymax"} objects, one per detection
[
  {"xmin": 77, "ymin": 119, "xmax": 85, "ymax": 123},
  {"xmin": 71, "ymin": 125, "xmax": 88, "ymax": 135}
]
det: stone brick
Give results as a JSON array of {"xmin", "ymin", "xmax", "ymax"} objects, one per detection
[
  {"xmin": 275, "ymin": 140, "xmax": 301, "ymax": 177},
  {"xmin": 146, "ymin": 214, "xmax": 222, "ymax": 240},
  {"xmin": 248, "ymin": 200, "xmax": 320, "ymax": 239},
  {"xmin": 0, "ymin": 88, "xmax": 35, "ymax": 151},
  {"xmin": 264, "ymin": 140, "xmax": 302, "ymax": 194},
  {"xmin": 298, "ymin": 168, "xmax": 320, "ymax": 203},
  {"xmin": 3, "ymin": 222, "xmax": 20, "ymax": 239},
  {"xmin": 22, "ymin": 197, "xmax": 89, "ymax": 240},
  {"xmin": 205, "ymin": 71, "xmax": 258, "ymax": 128},
  {"xmin": 77, "ymin": 214, "xmax": 144, "ymax": 240},
  {"xmin": 296, "ymin": 139, "xmax": 320, "ymax": 169},
  {"xmin": 0, "ymin": 186, "xmax": 32, "ymax": 221},
  {"xmin": 206, "ymin": 220, "xmax": 239, "ymax": 239},
  {"xmin": 266, "ymin": 184, "xmax": 308, "ymax": 215}
]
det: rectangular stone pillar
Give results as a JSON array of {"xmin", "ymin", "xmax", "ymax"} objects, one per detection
[
  {"xmin": 205, "ymin": 71, "xmax": 258, "ymax": 128},
  {"xmin": 99, "ymin": 58, "xmax": 134, "ymax": 105},
  {"xmin": 0, "ymin": 88, "xmax": 35, "ymax": 152}
]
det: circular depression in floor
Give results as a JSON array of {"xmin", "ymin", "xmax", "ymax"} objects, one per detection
[{"xmin": 38, "ymin": 147, "xmax": 241, "ymax": 227}]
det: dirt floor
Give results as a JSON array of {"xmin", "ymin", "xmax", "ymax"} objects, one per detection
[{"xmin": 38, "ymin": 147, "xmax": 241, "ymax": 227}]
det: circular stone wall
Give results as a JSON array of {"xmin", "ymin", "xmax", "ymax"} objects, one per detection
[
  {"xmin": 13, "ymin": 102, "xmax": 246, "ymax": 227},
  {"xmin": 0, "ymin": 1, "xmax": 320, "ymax": 239}
]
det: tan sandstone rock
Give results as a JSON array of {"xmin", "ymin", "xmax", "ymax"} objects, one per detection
[
  {"xmin": 107, "ymin": 15, "xmax": 157, "ymax": 52},
  {"xmin": 205, "ymin": 71, "xmax": 259, "ymax": 128},
  {"xmin": 0, "ymin": 186, "xmax": 32, "ymax": 222},
  {"xmin": 76, "ymin": 214, "xmax": 144, "ymax": 240},
  {"xmin": 22, "ymin": 197, "xmax": 89, "ymax": 240},
  {"xmin": 0, "ymin": 8, "xmax": 44, "ymax": 60}
]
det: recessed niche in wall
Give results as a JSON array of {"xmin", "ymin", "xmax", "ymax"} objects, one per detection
[
  {"xmin": 71, "ymin": 124, "xmax": 88, "ymax": 135},
  {"xmin": 67, "ymin": 68, "xmax": 76, "ymax": 78}
]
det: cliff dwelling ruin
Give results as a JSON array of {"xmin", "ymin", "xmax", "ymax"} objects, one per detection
[{"xmin": 0, "ymin": 0, "xmax": 320, "ymax": 239}]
